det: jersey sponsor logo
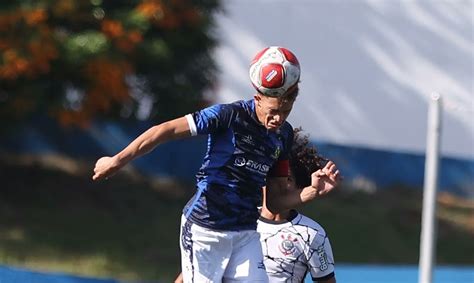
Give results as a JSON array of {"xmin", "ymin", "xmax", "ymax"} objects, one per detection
[
  {"xmin": 247, "ymin": 159, "xmax": 270, "ymax": 173},
  {"xmin": 317, "ymin": 245, "xmax": 329, "ymax": 271},
  {"xmin": 278, "ymin": 234, "xmax": 298, "ymax": 256},
  {"xmin": 234, "ymin": 157, "xmax": 246, "ymax": 166},
  {"xmin": 234, "ymin": 157, "xmax": 270, "ymax": 174}
]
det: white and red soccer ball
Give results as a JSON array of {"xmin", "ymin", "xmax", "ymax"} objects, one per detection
[{"xmin": 249, "ymin": 46, "xmax": 300, "ymax": 97}]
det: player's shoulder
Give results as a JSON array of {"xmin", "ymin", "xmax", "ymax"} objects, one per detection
[
  {"xmin": 208, "ymin": 100, "xmax": 243, "ymax": 110},
  {"xmin": 279, "ymin": 121, "xmax": 294, "ymax": 139},
  {"xmin": 293, "ymin": 213, "xmax": 327, "ymax": 237},
  {"xmin": 234, "ymin": 99, "xmax": 255, "ymax": 112},
  {"xmin": 281, "ymin": 120, "xmax": 293, "ymax": 132},
  {"xmin": 200, "ymin": 100, "xmax": 249, "ymax": 118},
  {"xmin": 219, "ymin": 100, "xmax": 252, "ymax": 114}
]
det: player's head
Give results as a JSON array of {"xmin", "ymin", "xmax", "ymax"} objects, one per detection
[
  {"xmin": 254, "ymin": 88, "xmax": 298, "ymax": 131},
  {"xmin": 250, "ymin": 46, "xmax": 300, "ymax": 131},
  {"xmin": 288, "ymin": 127, "xmax": 327, "ymax": 190}
]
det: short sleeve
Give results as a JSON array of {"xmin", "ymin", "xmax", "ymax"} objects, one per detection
[
  {"xmin": 308, "ymin": 232, "xmax": 336, "ymax": 281},
  {"xmin": 185, "ymin": 103, "xmax": 239, "ymax": 136}
]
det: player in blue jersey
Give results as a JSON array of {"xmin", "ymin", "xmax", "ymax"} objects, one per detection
[
  {"xmin": 174, "ymin": 128, "xmax": 338, "ymax": 283},
  {"xmin": 92, "ymin": 47, "xmax": 340, "ymax": 282}
]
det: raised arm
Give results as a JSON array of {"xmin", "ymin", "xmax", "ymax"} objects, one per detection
[
  {"xmin": 174, "ymin": 272, "xmax": 183, "ymax": 283},
  {"xmin": 92, "ymin": 116, "xmax": 191, "ymax": 181},
  {"xmin": 266, "ymin": 161, "xmax": 340, "ymax": 213}
]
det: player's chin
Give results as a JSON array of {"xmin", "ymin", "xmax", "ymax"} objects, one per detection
[
  {"xmin": 266, "ymin": 124, "xmax": 281, "ymax": 131},
  {"xmin": 266, "ymin": 122, "xmax": 282, "ymax": 130}
]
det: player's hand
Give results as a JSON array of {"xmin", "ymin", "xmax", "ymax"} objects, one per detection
[
  {"xmin": 92, "ymin": 156, "xmax": 121, "ymax": 181},
  {"xmin": 311, "ymin": 161, "xmax": 340, "ymax": 196}
]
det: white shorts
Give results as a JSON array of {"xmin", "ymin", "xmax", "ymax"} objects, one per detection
[{"xmin": 179, "ymin": 215, "xmax": 268, "ymax": 282}]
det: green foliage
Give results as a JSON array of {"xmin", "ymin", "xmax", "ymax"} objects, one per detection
[
  {"xmin": 64, "ymin": 31, "xmax": 109, "ymax": 63},
  {"xmin": 0, "ymin": 0, "xmax": 221, "ymax": 128},
  {"xmin": 122, "ymin": 10, "xmax": 150, "ymax": 31}
]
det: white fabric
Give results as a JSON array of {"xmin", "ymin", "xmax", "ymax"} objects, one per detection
[
  {"xmin": 257, "ymin": 213, "xmax": 335, "ymax": 282},
  {"xmin": 185, "ymin": 114, "xmax": 198, "ymax": 136},
  {"xmin": 179, "ymin": 215, "xmax": 268, "ymax": 282}
]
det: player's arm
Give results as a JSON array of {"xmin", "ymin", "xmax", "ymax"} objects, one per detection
[
  {"xmin": 308, "ymin": 225, "xmax": 336, "ymax": 283},
  {"xmin": 174, "ymin": 272, "xmax": 183, "ymax": 283},
  {"xmin": 266, "ymin": 161, "xmax": 340, "ymax": 213},
  {"xmin": 92, "ymin": 116, "xmax": 191, "ymax": 181},
  {"xmin": 314, "ymin": 275, "xmax": 336, "ymax": 283}
]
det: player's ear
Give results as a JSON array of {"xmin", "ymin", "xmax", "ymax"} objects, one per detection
[{"xmin": 254, "ymin": 93, "xmax": 262, "ymax": 107}]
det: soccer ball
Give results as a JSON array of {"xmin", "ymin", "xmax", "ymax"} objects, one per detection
[{"xmin": 249, "ymin": 46, "xmax": 300, "ymax": 97}]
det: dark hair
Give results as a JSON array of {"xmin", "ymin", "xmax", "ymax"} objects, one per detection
[
  {"xmin": 289, "ymin": 127, "xmax": 327, "ymax": 188},
  {"xmin": 258, "ymin": 85, "xmax": 299, "ymax": 104},
  {"xmin": 282, "ymin": 85, "xmax": 299, "ymax": 101}
]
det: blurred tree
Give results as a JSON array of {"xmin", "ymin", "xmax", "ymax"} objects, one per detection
[{"xmin": 0, "ymin": 0, "xmax": 220, "ymax": 128}]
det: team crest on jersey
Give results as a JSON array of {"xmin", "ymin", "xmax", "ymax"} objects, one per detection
[
  {"xmin": 271, "ymin": 146, "xmax": 281, "ymax": 159},
  {"xmin": 278, "ymin": 234, "xmax": 298, "ymax": 256}
]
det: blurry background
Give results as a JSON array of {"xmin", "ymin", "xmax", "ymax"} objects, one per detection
[{"xmin": 0, "ymin": 0, "xmax": 472, "ymax": 282}]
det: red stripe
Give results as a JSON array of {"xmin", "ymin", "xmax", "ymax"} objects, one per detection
[
  {"xmin": 268, "ymin": 160, "xmax": 289, "ymax": 177},
  {"xmin": 278, "ymin": 47, "xmax": 300, "ymax": 66}
]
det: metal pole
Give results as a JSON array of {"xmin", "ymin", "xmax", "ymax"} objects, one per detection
[{"xmin": 418, "ymin": 93, "xmax": 442, "ymax": 283}]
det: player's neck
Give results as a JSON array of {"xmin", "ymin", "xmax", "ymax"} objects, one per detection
[
  {"xmin": 260, "ymin": 207, "xmax": 291, "ymax": 222},
  {"xmin": 260, "ymin": 186, "xmax": 291, "ymax": 221}
]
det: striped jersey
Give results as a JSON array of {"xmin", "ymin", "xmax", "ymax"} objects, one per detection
[
  {"xmin": 257, "ymin": 211, "xmax": 336, "ymax": 282},
  {"xmin": 183, "ymin": 99, "xmax": 293, "ymax": 231}
]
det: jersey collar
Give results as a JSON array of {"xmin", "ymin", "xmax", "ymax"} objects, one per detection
[{"xmin": 258, "ymin": 209, "xmax": 299, "ymax": 224}]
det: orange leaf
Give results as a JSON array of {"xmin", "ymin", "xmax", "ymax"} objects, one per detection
[
  {"xmin": 101, "ymin": 20, "xmax": 124, "ymax": 38},
  {"xmin": 25, "ymin": 9, "xmax": 47, "ymax": 26}
]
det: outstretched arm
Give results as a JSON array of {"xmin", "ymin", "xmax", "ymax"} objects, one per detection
[
  {"xmin": 92, "ymin": 116, "xmax": 191, "ymax": 181},
  {"xmin": 266, "ymin": 161, "xmax": 340, "ymax": 213},
  {"xmin": 174, "ymin": 272, "xmax": 183, "ymax": 283}
]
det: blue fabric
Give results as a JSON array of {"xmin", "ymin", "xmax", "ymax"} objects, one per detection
[
  {"xmin": 184, "ymin": 100, "xmax": 294, "ymax": 231},
  {"xmin": 304, "ymin": 264, "xmax": 474, "ymax": 283},
  {"xmin": 0, "ymin": 265, "xmax": 122, "ymax": 283}
]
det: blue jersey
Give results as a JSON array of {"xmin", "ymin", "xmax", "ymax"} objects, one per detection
[{"xmin": 183, "ymin": 99, "xmax": 294, "ymax": 231}]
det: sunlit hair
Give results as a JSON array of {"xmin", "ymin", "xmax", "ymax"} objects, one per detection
[
  {"xmin": 289, "ymin": 127, "xmax": 327, "ymax": 188},
  {"xmin": 280, "ymin": 85, "xmax": 299, "ymax": 102},
  {"xmin": 257, "ymin": 83, "xmax": 299, "ymax": 104}
]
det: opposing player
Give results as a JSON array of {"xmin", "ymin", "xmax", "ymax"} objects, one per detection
[
  {"xmin": 258, "ymin": 128, "xmax": 337, "ymax": 282},
  {"xmin": 92, "ymin": 47, "xmax": 340, "ymax": 282}
]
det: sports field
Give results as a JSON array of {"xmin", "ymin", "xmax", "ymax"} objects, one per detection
[
  {"xmin": 2, "ymin": 264, "xmax": 473, "ymax": 283},
  {"xmin": 0, "ymin": 157, "xmax": 472, "ymax": 282}
]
